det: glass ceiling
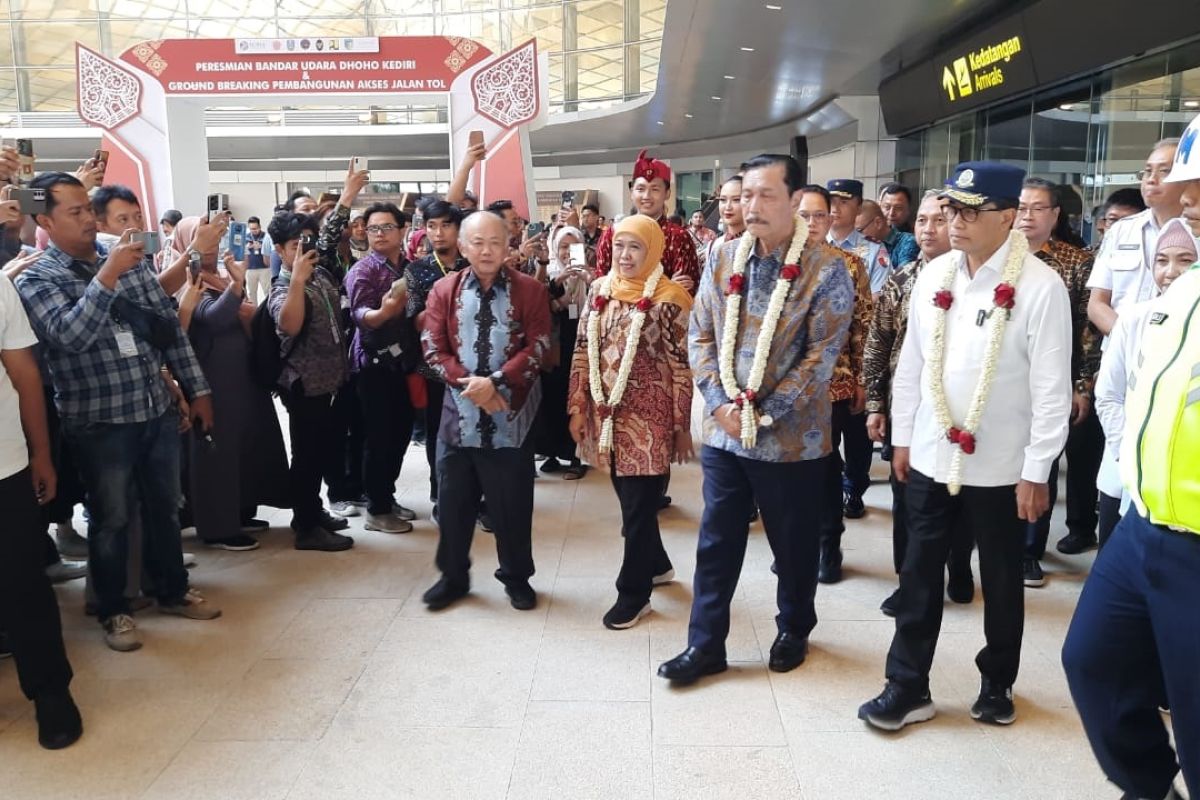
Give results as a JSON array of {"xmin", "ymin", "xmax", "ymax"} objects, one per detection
[{"xmin": 0, "ymin": 0, "xmax": 665, "ymax": 115}]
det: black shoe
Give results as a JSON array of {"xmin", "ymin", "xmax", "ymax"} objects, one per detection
[
  {"xmin": 294, "ymin": 527, "xmax": 354, "ymax": 552},
  {"xmin": 423, "ymin": 577, "xmax": 469, "ymax": 610},
  {"xmin": 858, "ymin": 682, "xmax": 936, "ymax": 731},
  {"xmin": 319, "ymin": 510, "xmax": 351, "ymax": 532},
  {"xmin": 658, "ymin": 495, "xmax": 672, "ymax": 510},
  {"xmin": 478, "ymin": 512, "xmax": 495, "ymax": 533},
  {"xmin": 205, "ymin": 534, "xmax": 260, "ymax": 551},
  {"xmin": 240, "ymin": 518, "xmax": 270, "ymax": 532},
  {"xmin": 946, "ymin": 569, "xmax": 975, "ymax": 604},
  {"xmin": 1055, "ymin": 531, "xmax": 1097, "ymax": 555},
  {"xmin": 1022, "ymin": 557, "xmax": 1045, "ymax": 588},
  {"xmin": 768, "ymin": 632, "xmax": 808, "ymax": 672},
  {"xmin": 504, "ymin": 581, "xmax": 537, "ymax": 611},
  {"xmin": 880, "ymin": 588, "xmax": 900, "ymax": 617},
  {"xmin": 539, "ymin": 457, "xmax": 563, "ymax": 474},
  {"xmin": 603, "ymin": 600, "xmax": 650, "ymax": 630},
  {"xmin": 34, "ymin": 690, "xmax": 83, "ymax": 750},
  {"xmin": 818, "ymin": 543, "xmax": 843, "ymax": 584},
  {"xmin": 970, "ymin": 677, "xmax": 1016, "ymax": 725},
  {"xmin": 657, "ymin": 646, "xmax": 727, "ymax": 685},
  {"xmin": 843, "ymin": 493, "xmax": 866, "ymax": 520}
]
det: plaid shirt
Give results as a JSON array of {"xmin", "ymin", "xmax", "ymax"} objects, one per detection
[
  {"xmin": 1037, "ymin": 239, "xmax": 1100, "ymax": 383},
  {"xmin": 15, "ymin": 245, "xmax": 210, "ymax": 423},
  {"xmin": 828, "ymin": 249, "xmax": 873, "ymax": 403},
  {"xmin": 862, "ymin": 257, "xmax": 926, "ymax": 415}
]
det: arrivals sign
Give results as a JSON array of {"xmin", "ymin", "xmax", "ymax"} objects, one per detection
[
  {"xmin": 118, "ymin": 36, "xmax": 491, "ymax": 96},
  {"xmin": 940, "ymin": 34, "xmax": 1026, "ymax": 104}
]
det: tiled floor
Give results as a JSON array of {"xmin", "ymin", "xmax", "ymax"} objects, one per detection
[{"xmin": 0, "ymin": 441, "xmax": 1119, "ymax": 799}]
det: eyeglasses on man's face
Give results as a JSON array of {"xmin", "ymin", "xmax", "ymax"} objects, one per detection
[
  {"xmin": 1017, "ymin": 204, "xmax": 1056, "ymax": 217},
  {"xmin": 1137, "ymin": 167, "xmax": 1173, "ymax": 181},
  {"xmin": 798, "ymin": 211, "xmax": 829, "ymax": 223},
  {"xmin": 367, "ymin": 224, "xmax": 400, "ymax": 234},
  {"xmin": 941, "ymin": 205, "xmax": 1008, "ymax": 223}
]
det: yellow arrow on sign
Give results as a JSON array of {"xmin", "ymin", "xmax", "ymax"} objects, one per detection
[{"xmin": 942, "ymin": 66, "xmax": 956, "ymax": 101}]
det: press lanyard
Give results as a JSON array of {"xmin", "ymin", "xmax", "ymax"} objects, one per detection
[{"xmin": 432, "ymin": 252, "xmax": 448, "ymax": 276}]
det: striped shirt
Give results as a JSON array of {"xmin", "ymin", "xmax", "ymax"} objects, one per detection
[{"xmin": 15, "ymin": 244, "xmax": 210, "ymax": 423}]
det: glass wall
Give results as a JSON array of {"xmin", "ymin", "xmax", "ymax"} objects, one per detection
[
  {"xmin": 0, "ymin": 0, "xmax": 665, "ymax": 114},
  {"xmin": 896, "ymin": 39, "xmax": 1200, "ymax": 241}
]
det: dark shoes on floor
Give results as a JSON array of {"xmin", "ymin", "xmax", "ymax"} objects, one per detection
[
  {"xmin": 35, "ymin": 689, "xmax": 82, "ymax": 750},
  {"xmin": 603, "ymin": 600, "xmax": 650, "ymax": 630},
  {"xmin": 294, "ymin": 527, "xmax": 354, "ymax": 552},
  {"xmin": 1022, "ymin": 557, "xmax": 1045, "ymax": 588},
  {"xmin": 947, "ymin": 568, "xmax": 975, "ymax": 604},
  {"xmin": 319, "ymin": 510, "xmax": 351, "ymax": 532},
  {"xmin": 658, "ymin": 646, "xmax": 728, "ymax": 685},
  {"xmin": 206, "ymin": 534, "xmax": 260, "ymax": 551},
  {"xmin": 1055, "ymin": 531, "xmax": 1097, "ymax": 555},
  {"xmin": 880, "ymin": 588, "xmax": 900, "ymax": 617},
  {"xmin": 505, "ymin": 581, "xmax": 538, "ymax": 611},
  {"xmin": 843, "ymin": 493, "xmax": 866, "ymax": 519},
  {"xmin": 768, "ymin": 632, "xmax": 808, "ymax": 672},
  {"xmin": 970, "ymin": 677, "xmax": 1016, "ymax": 725},
  {"xmin": 423, "ymin": 578, "xmax": 470, "ymax": 611},
  {"xmin": 818, "ymin": 543, "xmax": 843, "ymax": 584},
  {"xmin": 858, "ymin": 682, "xmax": 936, "ymax": 731},
  {"xmin": 240, "ymin": 518, "xmax": 270, "ymax": 532},
  {"xmin": 658, "ymin": 495, "xmax": 672, "ymax": 510}
]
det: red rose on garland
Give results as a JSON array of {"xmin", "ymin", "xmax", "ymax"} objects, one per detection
[
  {"xmin": 728, "ymin": 274, "xmax": 746, "ymax": 295},
  {"xmin": 780, "ymin": 264, "xmax": 801, "ymax": 281},
  {"xmin": 636, "ymin": 297, "xmax": 653, "ymax": 312},
  {"xmin": 933, "ymin": 290, "xmax": 953, "ymax": 310},
  {"xmin": 957, "ymin": 431, "xmax": 976, "ymax": 455},
  {"xmin": 593, "ymin": 295, "xmax": 608, "ymax": 311},
  {"xmin": 993, "ymin": 282, "xmax": 1016, "ymax": 310}
]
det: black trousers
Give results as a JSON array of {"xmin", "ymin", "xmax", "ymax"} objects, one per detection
[
  {"xmin": 357, "ymin": 365, "xmax": 414, "ymax": 516},
  {"xmin": 325, "ymin": 375, "xmax": 364, "ymax": 505},
  {"xmin": 434, "ymin": 439, "xmax": 535, "ymax": 588},
  {"xmin": 820, "ymin": 401, "xmax": 853, "ymax": 547},
  {"xmin": 886, "ymin": 469, "xmax": 1024, "ymax": 692},
  {"xmin": 688, "ymin": 446, "xmax": 826, "ymax": 654},
  {"xmin": 1098, "ymin": 492, "xmax": 1122, "ymax": 549},
  {"xmin": 890, "ymin": 463, "xmax": 974, "ymax": 578},
  {"xmin": 610, "ymin": 468, "xmax": 672, "ymax": 607},
  {"xmin": 425, "ymin": 378, "xmax": 445, "ymax": 502},
  {"xmin": 1025, "ymin": 412, "xmax": 1104, "ymax": 557},
  {"xmin": 841, "ymin": 408, "xmax": 873, "ymax": 501},
  {"xmin": 0, "ymin": 468, "xmax": 73, "ymax": 700},
  {"xmin": 280, "ymin": 387, "xmax": 339, "ymax": 530}
]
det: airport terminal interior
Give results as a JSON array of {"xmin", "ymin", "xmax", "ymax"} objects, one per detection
[{"xmin": 1, "ymin": 0, "xmax": 1199, "ymax": 798}]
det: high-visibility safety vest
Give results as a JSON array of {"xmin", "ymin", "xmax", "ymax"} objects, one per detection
[{"xmin": 1122, "ymin": 265, "xmax": 1200, "ymax": 534}]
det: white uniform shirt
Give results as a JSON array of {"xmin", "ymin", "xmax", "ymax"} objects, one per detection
[
  {"xmin": 891, "ymin": 236, "xmax": 1073, "ymax": 487},
  {"xmin": 1086, "ymin": 208, "xmax": 1162, "ymax": 317},
  {"xmin": 1093, "ymin": 300, "xmax": 1155, "ymax": 499},
  {"xmin": 0, "ymin": 273, "xmax": 39, "ymax": 481}
]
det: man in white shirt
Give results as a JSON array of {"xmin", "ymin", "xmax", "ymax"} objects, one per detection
[
  {"xmin": 0, "ymin": 273, "xmax": 82, "ymax": 750},
  {"xmin": 858, "ymin": 161, "xmax": 1072, "ymax": 732},
  {"xmin": 1086, "ymin": 138, "xmax": 1184, "ymax": 336}
]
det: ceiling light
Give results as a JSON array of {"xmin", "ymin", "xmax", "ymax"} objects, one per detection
[
  {"xmin": 711, "ymin": 96, "xmax": 722, "ymax": 101},
  {"xmin": 1186, "ymin": 100, "xmax": 1200, "ymax": 108},
  {"xmin": 684, "ymin": 113, "xmax": 694, "ymax": 118},
  {"xmin": 266, "ymin": 112, "xmax": 282, "ymax": 123},
  {"xmin": 740, "ymin": 46, "xmax": 755, "ymax": 52},
  {"xmin": 765, "ymin": 3, "xmax": 783, "ymax": 8},
  {"xmin": 1058, "ymin": 104, "xmax": 1074, "ymax": 111},
  {"xmin": 358, "ymin": 112, "xmax": 372, "ymax": 122},
  {"xmin": 724, "ymin": 75, "xmax": 736, "ymax": 80},
  {"xmin": 656, "ymin": 120, "xmax": 664, "ymax": 125}
]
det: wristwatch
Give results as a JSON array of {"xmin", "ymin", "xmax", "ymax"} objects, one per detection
[
  {"xmin": 1074, "ymin": 379, "xmax": 1092, "ymax": 399},
  {"xmin": 489, "ymin": 371, "xmax": 507, "ymax": 390}
]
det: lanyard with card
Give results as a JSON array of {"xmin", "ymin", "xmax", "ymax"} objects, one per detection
[{"xmin": 114, "ymin": 324, "xmax": 139, "ymax": 357}]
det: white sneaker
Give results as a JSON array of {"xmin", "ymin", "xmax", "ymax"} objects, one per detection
[
  {"xmin": 364, "ymin": 512, "xmax": 414, "ymax": 534},
  {"xmin": 103, "ymin": 614, "xmax": 142, "ymax": 652},
  {"xmin": 45, "ymin": 560, "xmax": 88, "ymax": 583},
  {"xmin": 182, "ymin": 552, "xmax": 197, "ymax": 568},
  {"xmin": 329, "ymin": 500, "xmax": 366, "ymax": 518}
]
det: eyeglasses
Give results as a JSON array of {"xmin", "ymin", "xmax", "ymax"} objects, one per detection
[
  {"xmin": 366, "ymin": 224, "xmax": 400, "ymax": 234},
  {"xmin": 1136, "ymin": 167, "xmax": 1173, "ymax": 181},
  {"xmin": 798, "ymin": 212, "xmax": 829, "ymax": 222},
  {"xmin": 1016, "ymin": 204, "xmax": 1056, "ymax": 216},
  {"xmin": 941, "ymin": 206, "xmax": 1008, "ymax": 223}
]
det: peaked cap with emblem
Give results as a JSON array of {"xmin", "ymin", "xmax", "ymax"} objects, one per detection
[
  {"xmin": 632, "ymin": 149, "xmax": 672, "ymax": 185},
  {"xmin": 940, "ymin": 161, "xmax": 1026, "ymax": 207},
  {"xmin": 826, "ymin": 179, "xmax": 863, "ymax": 199}
]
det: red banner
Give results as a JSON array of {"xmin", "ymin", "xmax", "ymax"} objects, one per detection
[{"xmin": 120, "ymin": 36, "xmax": 492, "ymax": 96}]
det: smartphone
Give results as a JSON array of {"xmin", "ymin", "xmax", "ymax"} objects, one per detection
[
  {"xmin": 351, "ymin": 156, "xmax": 368, "ymax": 174},
  {"xmin": 569, "ymin": 243, "xmax": 586, "ymax": 266},
  {"xmin": 527, "ymin": 221, "xmax": 546, "ymax": 238},
  {"xmin": 228, "ymin": 221, "xmax": 247, "ymax": 260},
  {"xmin": 139, "ymin": 231, "xmax": 161, "ymax": 256},
  {"xmin": 468, "ymin": 129, "xmax": 484, "ymax": 150},
  {"xmin": 299, "ymin": 233, "xmax": 315, "ymax": 256},
  {"xmin": 560, "ymin": 190, "xmax": 575, "ymax": 209},
  {"xmin": 16, "ymin": 139, "xmax": 34, "ymax": 186},
  {"xmin": 93, "ymin": 149, "xmax": 110, "ymax": 171},
  {"xmin": 188, "ymin": 251, "xmax": 201, "ymax": 280},
  {"xmin": 389, "ymin": 276, "xmax": 408, "ymax": 298},
  {"xmin": 206, "ymin": 193, "xmax": 225, "ymax": 218},
  {"xmin": 13, "ymin": 187, "xmax": 46, "ymax": 215}
]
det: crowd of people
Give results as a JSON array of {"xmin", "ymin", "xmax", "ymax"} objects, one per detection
[{"xmin": 1, "ymin": 118, "xmax": 1198, "ymax": 800}]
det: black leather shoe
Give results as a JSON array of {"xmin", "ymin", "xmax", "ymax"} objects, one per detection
[
  {"xmin": 318, "ymin": 510, "xmax": 351, "ymax": 532},
  {"xmin": 657, "ymin": 646, "xmax": 727, "ymax": 685},
  {"xmin": 422, "ymin": 578, "xmax": 469, "ymax": 611},
  {"xmin": 880, "ymin": 588, "xmax": 900, "ymax": 617},
  {"xmin": 35, "ymin": 690, "xmax": 82, "ymax": 750},
  {"xmin": 818, "ymin": 543, "xmax": 843, "ymax": 584},
  {"xmin": 768, "ymin": 632, "xmax": 808, "ymax": 672},
  {"xmin": 1055, "ymin": 531, "xmax": 1097, "ymax": 555},
  {"xmin": 946, "ymin": 569, "xmax": 975, "ymax": 604},
  {"xmin": 505, "ymin": 581, "xmax": 537, "ymax": 611}
]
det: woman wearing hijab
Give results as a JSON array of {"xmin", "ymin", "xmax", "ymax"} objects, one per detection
[
  {"xmin": 539, "ymin": 225, "xmax": 592, "ymax": 478},
  {"xmin": 172, "ymin": 218, "xmax": 291, "ymax": 550},
  {"xmin": 568, "ymin": 215, "xmax": 694, "ymax": 629}
]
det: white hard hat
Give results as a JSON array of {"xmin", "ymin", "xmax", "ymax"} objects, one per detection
[{"xmin": 1165, "ymin": 112, "xmax": 1200, "ymax": 183}]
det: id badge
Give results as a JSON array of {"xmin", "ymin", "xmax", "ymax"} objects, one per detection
[
  {"xmin": 568, "ymin": 303, "xmax": 579, "ymax": 320},
  {"xmin": 388, "ymin": 343, "xmax": 402, "ymax": 357},
  {"xmin": 114, "ymin": 328, "xmax": 138, "ymax": 357}
]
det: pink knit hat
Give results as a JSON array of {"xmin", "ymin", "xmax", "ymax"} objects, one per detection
[{"xmin": 1155, "ymin": 218, "xmax": 1198, "ymax": 261}]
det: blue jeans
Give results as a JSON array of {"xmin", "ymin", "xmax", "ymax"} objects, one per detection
[
  {"xmin": 63, "ymin": 410, "xmax": 189, "ymax": 621},
  {"xmin": 1062, "ymin": 508, "xmax": 1200, "ymax": 800}
]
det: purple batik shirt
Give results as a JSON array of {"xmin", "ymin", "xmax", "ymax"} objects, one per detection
[{"xmin": 344, "ymin": 250, "xmax": 407, "ymax": 372}]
